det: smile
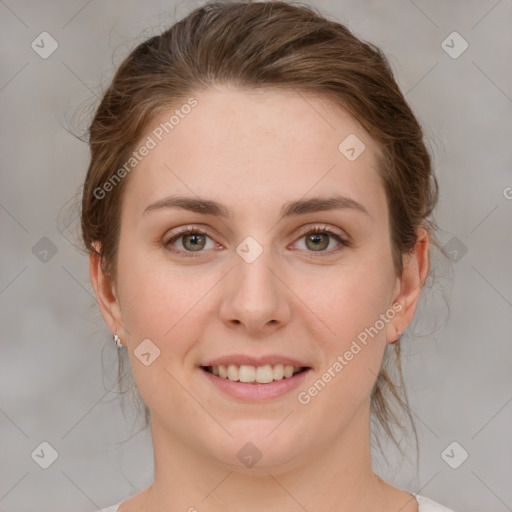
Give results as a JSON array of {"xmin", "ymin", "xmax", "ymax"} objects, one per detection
[
  {"xmin": 203, "ymin": 364, "xmax": 306, "ymax": 384},
  {"xmin": 199, "ymin": 356, "xmax": 312, "ymax": 401}
]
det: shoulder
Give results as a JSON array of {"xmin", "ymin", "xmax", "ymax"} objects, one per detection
[
  {"xmin": 99, "ymin": 505, "xmax": 121, "ymax": 512},
  {"xmin": 415, "ymin": 494, "xmax": 457, "ymax": 512},
  {"xmin": 99, "ymin": 494, "xmax": 456, "ymax": 512}
]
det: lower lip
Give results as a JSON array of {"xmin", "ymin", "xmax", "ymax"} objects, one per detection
[{"xmin": 200, "ymin": 367, "xmax": 311, "ymax": 402}]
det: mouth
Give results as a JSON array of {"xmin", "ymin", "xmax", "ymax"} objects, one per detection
[
  {"xmin": 201, "ymin": 363, "xmax": 309, "ymax": 384},
  {"xmin": 199, "ymin": 356, "xmax": 312, "ymax": 401}
]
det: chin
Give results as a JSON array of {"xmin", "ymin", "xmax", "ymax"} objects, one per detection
[{"xmin": 198, "ymin": 421, "xmax": 308, "ymax": 473}]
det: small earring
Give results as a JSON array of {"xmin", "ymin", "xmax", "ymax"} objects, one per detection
[{"xmin": 113, "ymin": 334, "xmax": 122, "ymax": 348}]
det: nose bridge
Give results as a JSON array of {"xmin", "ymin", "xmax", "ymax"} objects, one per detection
[
  {"xmin": 219, "ymin": 235, "xmax": 291, "ymax": 331},
  {"xmin": 233, "ymin": 237, "xmax": 280, "ymax": 306}
]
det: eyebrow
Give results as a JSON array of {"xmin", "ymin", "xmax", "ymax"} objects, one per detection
[{"xmin": 142, "ymin": 194, "xmax": 369, "ymax": 219}]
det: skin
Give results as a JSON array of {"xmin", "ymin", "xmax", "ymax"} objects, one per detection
[{"xmin": 90, "ymin": 86, "xmax": 429, "ymax": 512}]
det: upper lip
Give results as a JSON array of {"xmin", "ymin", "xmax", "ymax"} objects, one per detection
[{"xmin": 201, "ymin": 354, "xmax": 311, "ymax": 368}]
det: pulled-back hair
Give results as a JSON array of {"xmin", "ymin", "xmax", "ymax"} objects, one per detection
[{"xmin": 82, "ymin": 0, "xmax": 438, "ymax": 456}]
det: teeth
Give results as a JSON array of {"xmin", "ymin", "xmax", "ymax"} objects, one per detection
[
  {"xmin": 256, "ymin": 365, "xmax": 273, "ymax": 383},
  {"xmin": 284, "ymin": 365, "xmax": 294, "ymax": 378},
  {"xmin": 227, "ymin": 364, "xmax": 239, "ymax": 381},
  {"xmin": 239, "ymin": 365, "xmax": 256, "ymax": 382},
  {"xmin": 273, "ymin": 363, "xmax": 284, "ymax": 380},
  {"xmin": 207, "ymin": 363, "xmax": 304, "ymax": 384}
]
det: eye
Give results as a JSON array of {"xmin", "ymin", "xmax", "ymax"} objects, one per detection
[
  {"xmin": 164, "ymin": 226, "xmax": 219, "ymax": 257},
  {"xmin": 164, "ymin": 225, "xmax": 350, "ymax": 258},
  {"xmin": 292, "ymin": 225, "xmax": 349, "ymax": 255}
]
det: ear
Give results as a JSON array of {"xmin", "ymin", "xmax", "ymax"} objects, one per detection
[
  {"xmin": 89, "ymin": 243, "xmax": 126, "ymax": 344},
  {"xmin": 386, "ymin": 227, "xmax": 429, "ymax": 343}
]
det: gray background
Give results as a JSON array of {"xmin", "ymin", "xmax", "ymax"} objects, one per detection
[{"xmin": 1, "ymin": 1, "xmax": 511, "ymax": 511}]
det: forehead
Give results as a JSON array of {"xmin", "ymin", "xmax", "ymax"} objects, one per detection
[{"xmin": 121, "ymin": 86, "xmax": 386, "ymax": 221}]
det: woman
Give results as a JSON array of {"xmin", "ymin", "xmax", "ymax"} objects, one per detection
[{"xmin": 82, "ymin": 1, "xmax": 455, "ymax": 510}]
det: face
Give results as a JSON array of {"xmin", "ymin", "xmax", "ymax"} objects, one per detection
[{"xmin": 93, "ymin": 87, "xmax": 424, "ymax": 472}]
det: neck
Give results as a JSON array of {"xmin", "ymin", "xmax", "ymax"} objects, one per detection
[{"xmin": 141, "ymin": 403, "xmax": 392, "ymax": 512}]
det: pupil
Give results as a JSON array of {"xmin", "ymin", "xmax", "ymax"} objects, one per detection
[
  {"xmin": 185, "ymin": 234, "xmax": 204, "ymax": 251},
  {"xmin": 308, "ymin": 233, "xmax": 327, "ymax": 251}
]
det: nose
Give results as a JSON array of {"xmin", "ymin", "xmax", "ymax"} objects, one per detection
[{"xmin": 218, "ymin": 247, "xmax": 292, "ymax": 337}]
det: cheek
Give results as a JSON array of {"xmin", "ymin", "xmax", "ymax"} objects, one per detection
[
  {"xmin": 303, "ymin": 258, "xmax": 395, "ymax": 397},
  {"xmin": 115, "ymin": 233, "xmax": 197, "ymax": 348},
  {"xmin": 312, "ymin": 259, "xmax": 395, "ymax": 342},
  {"xmin": 295, "ymin": 267, "xmax": 392, "ymax": 418},
  {"xmin": 115, "ymin": 245, "xmax": 208, "ymax": 419}
]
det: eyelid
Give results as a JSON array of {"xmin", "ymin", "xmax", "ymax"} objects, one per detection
[
  {"xmin": 293, "ymin": 224, "xmax": 349, "ymax": 242},
  {"xmin": 163, "ymin": 225, "xmax": 220, "ymax": 248},
  {"xmin": 163, "ymin": 223, "xmax": 350, "ymax": 257},
  {"xmin": 289, "ymin": 224, "xmax": 351, "ymax": 256}
]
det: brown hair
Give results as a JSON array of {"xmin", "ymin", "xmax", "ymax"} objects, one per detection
[{"xmin": 82, "ymin": 0, "xmax": 438, "ymax": 455}]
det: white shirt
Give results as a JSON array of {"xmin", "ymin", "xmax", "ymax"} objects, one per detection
[{"xmin": 99, "ymin": 493, "xmax": 456, "ymax": 511}]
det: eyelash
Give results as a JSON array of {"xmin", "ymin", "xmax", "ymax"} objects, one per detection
[{"xmin": 164, "ymin": 225, "xmax": 350, "ymax": 259}]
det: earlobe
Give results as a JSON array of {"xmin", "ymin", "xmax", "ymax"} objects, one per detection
[
  {"xmin": 386, "ymin": 299, "xmax": 404, "ymax": 343},
  {"xmin": 386, "ymin": 228, "xmax": 430, "ymax": 344},
  {"xmin": 89, "ymin": 244, "xmax": 126, "ymax": 341}
]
